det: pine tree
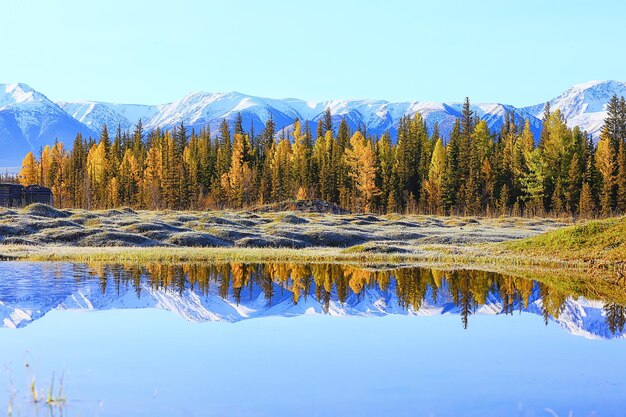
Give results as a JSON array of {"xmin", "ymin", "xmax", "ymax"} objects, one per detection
[
  {"xmin": 565, "ymin": 153, "xmax": 582, "ymax": 214},
  {"xmin": 68, "ymin": 133, "xmax": 87, "ymax": 207},
  {"xmin": 174, "ymin": 122, "xmax": 189, "ymax": 209},
  {"xmin": 322, "ymin": 108, "xmax": 333, "ymax": 135},
  {"xmin": 132, "ymin": 119, "xmax": 146, "ymax": 167},
  {"xmin": 99, "ymin": 124, "xmax": 111, "ymax": 157},
  {"xmin": 234, "ymin": 113, "xmax": 245, "ymax": 135},
  {"xmin": 617, "ymin": 141, "xmax": 626, "ymax": 212},
  {"xmin": 392, "ymin": 115, "xmax": 424, "ymax": 211},
  {"xmin": 443, "ymin": 119, "xmax": 462, "ymax": 214},
  {"xmin": 217, "ymin": 119, "xmax": 232, "ymax": 176},
  {"xmin": 602, "ymin": 95, "xmax": 624, "ymax": 156},
  {"xmin": 337, "ymin": 117, "xmax": 350, "ymax": 150}
]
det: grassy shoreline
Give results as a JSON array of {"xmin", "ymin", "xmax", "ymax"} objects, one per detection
[
  {"xmin": 0, "ymin": 240, "xmax": 614, "ymax": 271},
  {"xmin": 0, "ymin": 205, "xmax": 624, "ymax": 280},
  {"xmin": 2, "ymin": 243, "xmax": 625, "ymax": 307}
]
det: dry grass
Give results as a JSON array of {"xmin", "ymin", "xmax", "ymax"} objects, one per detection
[
  {"xmin": 0, "ymin": 204, "xmax": 566, "ymax": 250},
  {"xmin": 3, "ymin": 204, "xmax": 621, "ymax": 277}
]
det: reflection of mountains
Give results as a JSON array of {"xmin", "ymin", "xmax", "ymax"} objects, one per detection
[{"xmin": 1, "ymin": 262, "xmax": 625, "ymax": 339}]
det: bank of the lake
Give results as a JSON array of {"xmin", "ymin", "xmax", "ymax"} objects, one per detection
[
  {"xmin": 0, "ymin": 204, "xmax": 564, "ymax": 262},
  {"xmin": 1, "ymin": 204, "xmax": 624, "ymax": 278}
]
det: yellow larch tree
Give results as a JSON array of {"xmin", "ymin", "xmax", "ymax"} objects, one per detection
[
  {"xmin": 422, "ymin": 138, "xmax": 446, "ymax": 214},
  {"xmin": 18, "ymin": 152, "xmax": 39, "ymax": 185},
  {"xmin": 271, "ymin": 138, "xmax": 294, "ymax": 202},
  {"xmin": 143, "ymin": 144, "xmax": 163, "ymax": 209},
  {"xmin": 344, "ymin": 131, "xmax": 380, "ymax": 212},
  {"xmin": 224, "ymin": 133, "xmax": 254, "ymax": 207},
  {"xmin": 595, "ymin": 135, "xmax": 615, "ymax": 215}
]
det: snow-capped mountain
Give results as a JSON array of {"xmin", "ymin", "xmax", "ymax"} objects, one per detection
[
  {"xmin": 57, "ymin": 91, "xmax": 544, "ymax": 142},
  {"xmin": 0, "ymin": 83, "xmax": 95, "ymax": 168},
  {"xmin": 524, "ymin": 80, "xmax": 626, "ymax": 138},
  {"xmin": 58, "ymin": 101, "xmax": 159, "ymax": 133},
  {"xmin": 2, "ymin": 80, "xmax": 626, "ymax": 168}
]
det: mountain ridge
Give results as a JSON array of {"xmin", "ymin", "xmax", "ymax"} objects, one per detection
[{"xmin": 2, "ymin": 80, "xmax": 625, "ymax": 168}]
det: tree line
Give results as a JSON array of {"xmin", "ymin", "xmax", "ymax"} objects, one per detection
[{"xmin": 16, "ymin": 95, "xmax": 626, "ymax": 217}]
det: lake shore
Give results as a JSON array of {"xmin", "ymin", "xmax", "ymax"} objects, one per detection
[{"xmin": 0, "ymin": 204, "xmax": 623, "ymax": 277}]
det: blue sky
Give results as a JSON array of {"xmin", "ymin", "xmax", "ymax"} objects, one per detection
[{"xmin": 3, "ymin": 0, "xmax": 625, "ymax": 105}]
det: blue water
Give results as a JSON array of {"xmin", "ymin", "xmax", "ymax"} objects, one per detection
[{"xmin": 0, "ymin": 262, "xmax": 624, "ymax": 417}]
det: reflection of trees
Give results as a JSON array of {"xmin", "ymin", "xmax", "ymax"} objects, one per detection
[
  {"xmin": 79, "ymin": 262, "xmax": 624, "ymax": 332},
  {"xmin": 604, "ymin": 303, "xmax": 626, "ymax": 334},
  {"xmin": 446, "ymin": 271, "xmax": 478, "ymax": 329},
  {"xmin": 539, "ymin": 283, "xmax": 567, "ymax": 325}
]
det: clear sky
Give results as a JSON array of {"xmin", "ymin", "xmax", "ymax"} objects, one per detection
[{"xmin": 2, "ymin": 0, "xmax": 625, "ymax": 106}]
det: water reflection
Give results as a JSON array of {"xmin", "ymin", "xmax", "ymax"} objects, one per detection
[{"xmin": 0, "ymin": 262, "xmax": 625, "ymax": 338}]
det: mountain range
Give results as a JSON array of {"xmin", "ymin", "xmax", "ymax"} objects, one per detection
[{"xmin": 2, "ymin": 80, "xmax": 625, "ymax": 168}]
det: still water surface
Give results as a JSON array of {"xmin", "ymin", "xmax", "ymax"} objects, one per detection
[{"xmin": 0, "ymin": 261, "xmax": 625, "ymax": 417}]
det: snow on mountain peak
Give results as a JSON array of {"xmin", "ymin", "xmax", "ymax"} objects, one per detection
[
  {"xmin": 0, "ymin": 82, "xmax": 48, "ymax": 109},
  {"xmin": 522, "ymin": 79, "xmax": 626, "ymax": 138},
  {"xmin": 2, "ymin": 80, "xmax": 626, "ymax": 167}
]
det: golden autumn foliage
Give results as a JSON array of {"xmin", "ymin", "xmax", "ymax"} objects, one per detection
[
  {"xmin": 13, "ymin": 95, "xmax": 626, "ymax": 217},
  {"xmin": 18, "ymin": 152, "xmax": 38, "ymax": 186}
]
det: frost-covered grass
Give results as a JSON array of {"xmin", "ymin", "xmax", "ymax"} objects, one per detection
[
  {"xmin": 0, "ymin": 204, "xmax": 566, "ymax": 250},
  {"xmin": 8, "ymin": 204, "xmax": 621, "ymax": 274}
]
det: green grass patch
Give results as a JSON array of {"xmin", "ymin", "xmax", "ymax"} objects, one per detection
[{"xmin": 502, "ymin": 216, "xmax": 626, "ymax": 263}]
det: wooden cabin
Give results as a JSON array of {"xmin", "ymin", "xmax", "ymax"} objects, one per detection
[
  {"xmin": 0, "ymin": 184, "xmax": 53, "ymax": 207},
  {"xmin": 0, "ymin": 184, "xmax": 24, "ymax": 207}
]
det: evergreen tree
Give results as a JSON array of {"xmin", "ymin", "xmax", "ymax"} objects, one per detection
[
  {"xmin": 322, "ymin": 108, "xmax": 333, "ymax": 135},
  {"xmin": 12, "ymin": 102, "xmax": 626, "ymax": 217},
  {"xmin": 617, "ymin": 141, "xmax": 626, "ymax": 212},
  {"xmin": 443, "ymin": 120, "xmax": 462, "ymax": 213},
  {"xmin": 234, "ymin": 112, "xmax": 245, "ymax": 135}
]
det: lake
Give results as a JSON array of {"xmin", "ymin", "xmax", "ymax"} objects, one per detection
[{"xmin": 0, "ymin": 261, "xmax": 625, "ymax": 417}]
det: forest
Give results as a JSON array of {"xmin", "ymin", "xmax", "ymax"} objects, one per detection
[{"xmin": 15, "ymin": 95, "xmax": 626, "ymax": 217}]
